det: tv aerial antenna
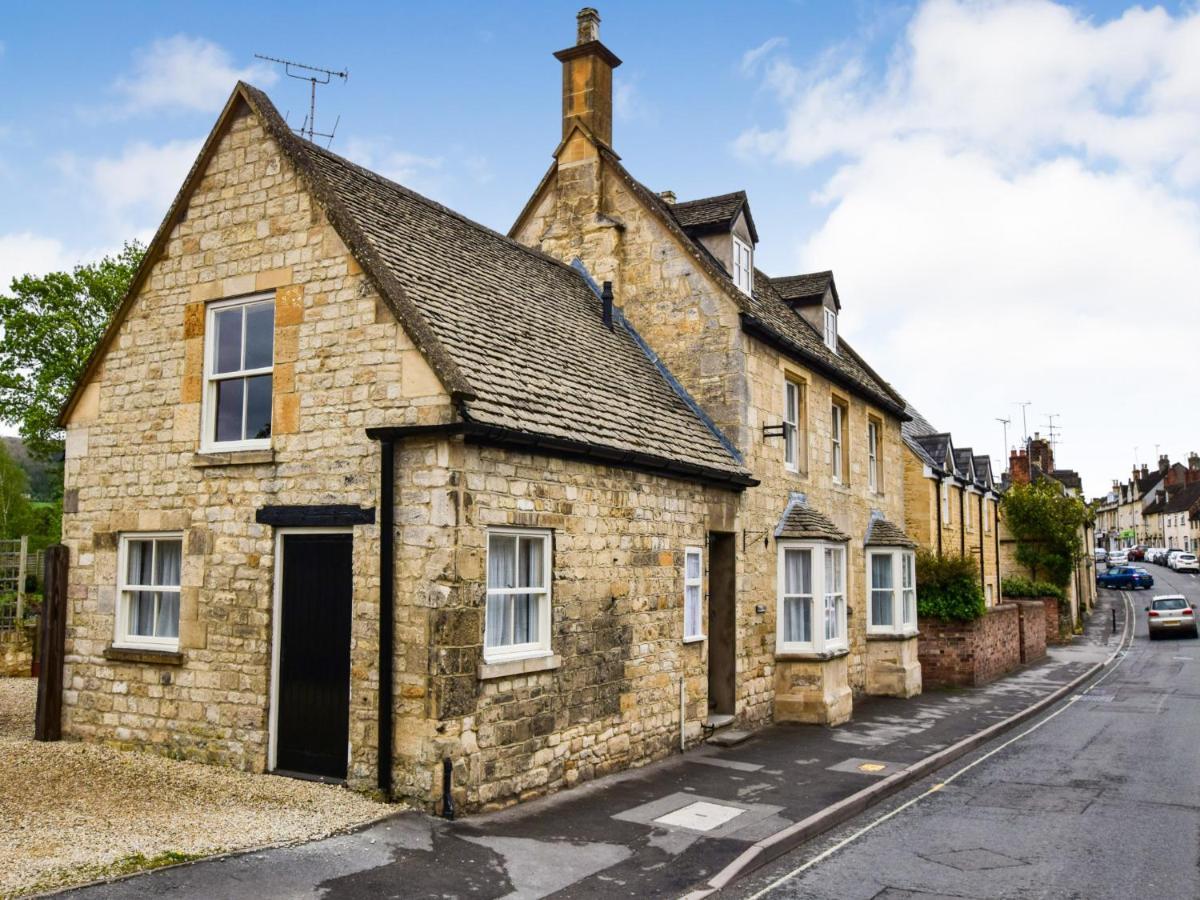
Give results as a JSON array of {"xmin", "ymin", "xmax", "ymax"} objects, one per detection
[{"xmin": 254, "ymin": 54, "xmax": 348, "ymax": 146}]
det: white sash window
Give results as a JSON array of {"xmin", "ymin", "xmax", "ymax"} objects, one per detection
[
  {"xmin": 485, "ymin": 529, "xmax": 552, "ymax": 662},
  {"xmin": 777, "ymin": 541, "xmax": 848, "ymax": 654},
  {"xmin": 868, "ymin": 548, "xmax": 918, "ymax": 635}
]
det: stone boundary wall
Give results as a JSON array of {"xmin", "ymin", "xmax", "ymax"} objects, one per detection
[
  {"xmin": 1, "ymin": 627, "xmax": 34, "ymax": 677},
  {"xmin": 918, "ymin": 603, "xmax": 1021, "ymax": 689},
  {"xmin": 1013, "ymin": 600, "xmax": 1047, "ymax": 664}
]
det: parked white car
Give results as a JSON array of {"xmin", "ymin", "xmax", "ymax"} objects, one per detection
[
  {"xmin": 1171, "ymin": 553, "xmax": 1199, "ymax": 573},
  {"xmin": 1108, "ymin": 550, "xmax": 1128, "ymax": 566},
  {"xmin": 1095, "ymin": 547, "xmax": 1107, "ymax": 563}
]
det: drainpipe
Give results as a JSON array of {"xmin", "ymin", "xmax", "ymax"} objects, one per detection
[
  {"xmin": 994, "ymin": 499, "xmax": 1002, "ymax": 602},
  {"xmin": 978, "ymin": 492, "xmax": 985, "ymax": 593},
  {"xmin": 959, "ymin": 484, "xmax": 966, "ymax": 556},
  {"xmin": 378, "ymin": 438, "xmax": 395, "ymax": 798}
]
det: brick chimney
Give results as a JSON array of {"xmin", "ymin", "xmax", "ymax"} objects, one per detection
[
  {"xmin": 1028, "ymin": 432, "xmax": 1053, "ymax": 474},
  {"xmin": 1010, "ymin": 448, "xmax": 1030, "ymax": 485},
  {"xmin": 1141, "ymin": 463, "xmax": 1150, "ymax": 479},
  {"xmin": 1159, "ymin": 454, "xmax": 1170, "ymax": 474},
  {"xmin": 553, "ymin": 8, "xmax": 622, "ymax": 147}
]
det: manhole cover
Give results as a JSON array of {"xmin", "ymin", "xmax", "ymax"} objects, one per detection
[{"xmin": 653, "ymin": 801, "xmax": 745, "ymax": 831}]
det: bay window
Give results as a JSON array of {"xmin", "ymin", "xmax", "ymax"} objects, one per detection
[
  {"xmin": 485, "ymin": 529, "xmax": 552, "ymax": 661},
  {"xmin": 777, "ymin": 541, "xmax": 847, "ymax": 654},
  {"xmin": 116, "ymin": 533, "xmax": 183, "ymax": 651},
  {"xmin": 868, "ymin": 548, "xmax": 917, "ymax": 635}
]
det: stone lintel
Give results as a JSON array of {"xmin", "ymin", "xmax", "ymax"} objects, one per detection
[
  {"xmin": 104, "ymin": 646, "xmax": 185, "ymax": 666},
  {"xmin": 192, "ymin": 449, "xmax": 276, "ymax": 467},
  {"xmin": 477, "ymin": 653, "xmax": 561, "ymax": 681}
]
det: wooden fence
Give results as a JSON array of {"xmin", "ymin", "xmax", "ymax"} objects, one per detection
[{"xmin": 0, "ymin": 536, "xmax": 29, "ymax": 632}]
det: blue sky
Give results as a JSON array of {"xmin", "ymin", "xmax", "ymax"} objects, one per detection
[{"xmin": 2, "ymin": 1, "xmax": 1199, "ymax": 494}]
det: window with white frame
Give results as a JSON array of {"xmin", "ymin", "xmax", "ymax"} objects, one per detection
[
  {"xmin": 831, "ymin": 402, "xmax": 845, "ymax": 484},
  {"xmin": 868, "ymin": 548, "xmax": 917, "ymax": 635},
  {"xmin": 784, "ymin": 379, "xmax": 802, "ymax": 472},
  {"xmin": 203, "ymin": 294, "xmax": 274, "ymax": 450},
  {"xmin": 777, "ymin": 542, "xmax": 847, "ymax": 653},
  {"xmin": 683, "ymin": 547, "xmax": 704, "ymax": 641},
  {"xmin": 732, "ymin": 235, "xmax": 753, "ymax": 295},
  {"xmin": 116, "ymin": 534, "xmax": 183, "ymax": 650},
  {"xmin": 985, "ymin": 500, "xmax": 992, "ymax": 533},
  {"xmin": 824, "ymin": 307, "xmax": 838, "ymax": 352},
  {"xmin": 965, "ymin": 494, "xmax": 972, "ymax": 531},
  {"xmin": 485, "ymin": 529, "xmax": 552, "ymax": 661},
  {"xmin": 867, "ymin": 419, "xmax": 880, "ymax": 493},
  {"xmin": 941, "ymin": 481, "xmax": 950, "ymax": 525}
]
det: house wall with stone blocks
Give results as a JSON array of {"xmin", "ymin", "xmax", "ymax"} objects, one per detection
[{"xmin": 513, "ymin": 141, "xmax": 910, "ymax": 728}]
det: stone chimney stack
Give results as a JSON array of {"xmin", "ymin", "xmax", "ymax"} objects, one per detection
[
  {"xmin": 658, "ymin": 190, "xmax": 676, "ymax": 205},
  {"xmin": 554, "ymin": 8, "xmax": 622, "ymax": 147},
  {"xmin": 1141, "ymin": 464, "xmax": 1150, "ymax": 479},
  {"xmin": 1159, "ymin": 454, "xmax": 1170, "ymax": 474}
]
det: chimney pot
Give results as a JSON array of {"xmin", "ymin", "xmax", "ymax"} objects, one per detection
[
  {"xmin": 601, "ymin": 280, "xmax": 614, "ymax": 330},
  {"xmin": 577, "ymin": 7, "xmax": 601, "ymax": 44},
  {"xmin": 658, "ymin": 190, "xmax": 676, "ymax": 205}
]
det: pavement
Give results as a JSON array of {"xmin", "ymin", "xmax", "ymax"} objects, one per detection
[
  {"xmin": 730, "ymin": 567, "xmax": 1200, "ymax": 900},
  {"xmin": 59, "ymin": 599, "xmax": 1124, "ymax": 900}
]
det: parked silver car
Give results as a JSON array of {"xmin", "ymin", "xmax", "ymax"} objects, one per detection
[{"xmin": 1147, "ymin": 595, "xmax": 1198, "ymax": 639}]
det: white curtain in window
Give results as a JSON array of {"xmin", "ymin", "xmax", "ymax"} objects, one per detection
[
  {"xmin": 487, "ymin": 536, "xmax": 516, "ymax": 647},
  {"xmin": 902, "ymin": 552, "xmax": 916, "ymax": 625},
  {"xmin": 871, "ymin": 553, "xmax": 894, "ymax": 627},
  {"xmin": 825, "ymin": 547, "xmax": 844, "ymax": 641},
  {"xmin": 783, "ymin": 549, "xmax": 812, "ymax": 644}
]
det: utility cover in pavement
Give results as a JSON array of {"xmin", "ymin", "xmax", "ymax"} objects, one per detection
[
  {"xmin": 827, "ymin": 757, "xmax": 904, "ymax": 777},
  {"xmin": 653, "ymin": 801, "xmax": 745, "ymax": 831}
]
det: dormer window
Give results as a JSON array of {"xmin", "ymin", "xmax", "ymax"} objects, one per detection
[
  {"xmin": 824, "ymin": 307, "xmax": 838, "ymax": 352},
  {"xmin": 732, "ymin": 235, "xmax": 753, "ymax": 295}
]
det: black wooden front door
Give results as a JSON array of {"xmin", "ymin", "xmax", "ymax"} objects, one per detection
[{"xmin": 275, "ymin": 532, "xmax": 352, "ymax": 779}]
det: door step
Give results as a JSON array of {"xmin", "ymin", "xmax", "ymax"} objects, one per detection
[
  {"xmin": 705, "ymin": 713, "xmax": 735, "ymax": 730},
  {"xmin": 708, "ymin": 729, "xmax": 752, "ymax": 748}
]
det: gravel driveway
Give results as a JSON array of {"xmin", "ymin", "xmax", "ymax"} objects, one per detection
[{"xmin": 0, "ymin": 677, "xmax": 391, "ymax": 898}]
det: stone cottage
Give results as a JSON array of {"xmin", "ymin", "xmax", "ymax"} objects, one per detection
[
  {"xmin": 510, "ymin": 9, "xmax": 922, "ymax": 721},
  {"xmin": 55, "ymin": 7, "xmax": 923, "ymax": 813},
  {"xmin": 901, "ymin": 406, "xmax": 1001, "ymax": 605}
]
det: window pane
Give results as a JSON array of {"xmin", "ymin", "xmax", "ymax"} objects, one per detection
[
  {"xmin": 243, "ymin": 302, "xmax": 275, "ymax": 370},
  {"xmin": 903, "ymin": 589, "xmax": 916, "ymax": 624},
  {"xmin": 871, "ymin": 554, "xmax": 893, "ymax": 589},
  {"xmin": 685, "ymin": 584, "xmax": 701, "ymax": 637},
  {"xmin": 902, "ymin": 553, "xmax": 915, "ymax": 588},
  {"xmin": 215, "ymin": 378, "xmax": 244, "ymax": 443},
  {"xmin": 155, "ymin": 591, "xmax": 180, "ymax": 638},
  {"xmin": 513, "ymin": 593, "xmax": 536, "ymax": 644},
  {"xmin": 784, "ymin": 549, "xmax": 811, "ymax": 595},
  {"xmin": 872, "ymin": 589, "xmax": 894, "ymax": 626},
  {"xmin": 486, "ymin": 594, "xmax": 510, "ymax": 647},
  {"xmin": 126, "ymin": 540, "xmax": 153, "ymax": 586},
  {"xmin": 488, "ymin": 536, "xmax": 517, "ymax": 589},
  {"xmin": 154, "ymin": 540, "xmax": 182, "ymax": 587},
  {"xmin": 685, "ymin": 551, "xmax": 701, "ymax": 580},
  {"xmin": 784, "ymin": 596, "xmax": 811, "ymax": 643},
  {"xmin": 129, "ymin": 590, "xmax": 155, "ymax": 636},
  {"xmin": 519, "ymin": 536, "xmax": 543, "ymax": 589},
  {"xmin": 245, "ymin": 374, "xmax": 273, "ymax": 440},
  {"xmin": 214, "ymin": 306, "xmax": 243, "ymax": 374}
]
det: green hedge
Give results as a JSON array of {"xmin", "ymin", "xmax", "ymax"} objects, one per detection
[
  {"xmin": 1001, "ymin": 577, "xmax": 1065, "ymax": 601},
  {"xmin": 916, "ymin": 550, "xmax": 985, "ymax": 622}
]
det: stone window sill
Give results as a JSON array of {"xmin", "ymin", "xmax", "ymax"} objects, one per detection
[
  {"xmin": 478, "ymin": 653, "xmax": 560, "ymax": 681},
  {"xmin": 866, "ymin": 630, "xmax": 920, "ymax": 642},
  {"xmin": 682, "ymin": 634, "xmax": 706, "ymax": 645},
  {"xmin": 104, "ymin": 646, "xmax": 184, "ymax": 666},
  {"xmin": 192, "ymin": 449, "xmax": 275, "ymax": 467},
  {"xmin": 775, "ymin": 647, "xmax": 850, "ymax": 662}
]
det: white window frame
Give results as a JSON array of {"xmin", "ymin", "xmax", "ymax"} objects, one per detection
[
  {"xmin": 484, "ymin": 528, "xmax": 553, "ymax": 663},
  {"xmin": 683, "ymin": 546, "xmax": 704, "ymax": 642},
  {"xmin": 784, "ymin": 379, "xmax": 802, "ymax": 472},
  {"xmin": 867, "ymin": 419, "xmax": 879, "ymax": 493},
  {"xmin": 824, "ymin": 307, "xmax": 838, "ymax": 352},
  {"xmin": 732, "ymin": 235, "xmax": 754, "ymax": 295},
  {"xmin": 965, "ymin": 492, "xmax": 973, "ymax": 532},
  {"xmin": 941, "ymin": 481, "xmax": 950, "ymax": 524},
  {"xmin": 984, "ymin": 499, "xmax": 992, "ymax": 533},
  {"xmin": 777, "ymin": 540, "xmax": 848, "ymax": 654},
  {"xmin": 867, "ymin": 548, "xmax": 917, "ymax": 636},
  {"xmin": 201, "ymin": 293, "xmax": 275, "ymax": 453},
  {"xmin": 114, "ymin": 532, "xmax": 184, "ymax": 651},
  {"xmin": 831, "ymin": 403, "xmax": 844, "ymax": 485}
]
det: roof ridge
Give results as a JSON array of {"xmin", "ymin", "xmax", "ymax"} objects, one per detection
[{"xmin": 674, "ymin": 189, "xmax": 747, "ymax": 206}]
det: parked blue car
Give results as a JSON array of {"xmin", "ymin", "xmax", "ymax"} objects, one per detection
[{"xmin": 1097, "ymin": 566, "xmax": 1154, "ymax": 590}]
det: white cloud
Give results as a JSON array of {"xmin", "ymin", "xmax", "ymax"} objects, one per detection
[
  {"xmin": 738, "ymin": 0, "xmax": 1200, "ymax": 493},
  {"xmin": 88, "ymin": 139, "xmax": 201, "ymax": 215},
  {"xmin": 0, "ymin": 233, "xmax": 72, "ymax": 293},
  {"xmin": 114, "ymin": 35, "xmax": 276, "ymax": 116},
  {"xmin": 614, "ymin": 77, "xmax": 656, "ymax": 124},
  {"xmin": 741, "ymin": 36, "xmax": 788, "ymax": 75}
]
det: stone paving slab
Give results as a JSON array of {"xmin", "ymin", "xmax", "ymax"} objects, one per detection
[{"xmin": 60, "ymin": 598, "xmax": 1124, "ymax": 900}]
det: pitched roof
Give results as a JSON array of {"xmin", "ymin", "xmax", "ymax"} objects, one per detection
[
  {"xmin": 670, "ymin": 191, "xmax": 758, "ymax": 243},
  {"xmin": 774, "ymin": 494, "xmax": 850, "ymax": 542},
  {"xmin": 1051, "ymin": 469, "xmax": 1083, "ymax": 492},
  {"xmin": 61, "ymin": 84, "xmax": 754, "ymax": 488},
  {"xmin": 771, "ymin": 271, "xmax": 831, "ymax": 303},
  {"xmin": 526, "ymin": 146, "xmax": 910, "ymax": 420},
  {"xmin": 974, "ymin": 456, "xmax": 995, "ymax": 489},
  {"xmin": 953, "ymin": 448, "xmax": 976, "ymax": 481},
  {"xmin": 864, "ymin": 513, "xmax": 916, "ymax": 547},
  {"xmin": 1164, "ymin": 482, "xmax": 1200, "ymax": 514}
]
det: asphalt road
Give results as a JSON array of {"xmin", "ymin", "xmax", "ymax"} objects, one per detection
[{"xmin": 731, "ymin": 567, "xmax": 1200, "ymax": 900}]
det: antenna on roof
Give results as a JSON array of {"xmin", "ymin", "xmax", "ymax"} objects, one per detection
[
  {"xmin": 1044, "ymin": 413, "xmax": 1060, "ymax": 452},
  {"xmin": 995, "ymin": 417, "xmax": 1011, "ymax": 469},
  {"xmin": 254, "ymin": 54, "xmax": 348, "ymax": 146}
]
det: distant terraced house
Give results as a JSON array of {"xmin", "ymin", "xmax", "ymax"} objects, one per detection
[{"xmin": 56, "ymin": 8, "xmax": 923, "ymax": 812}]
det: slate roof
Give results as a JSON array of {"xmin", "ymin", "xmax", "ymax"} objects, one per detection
[
  {"xmin": 61, "ymin": 84, "xmax": 754, "ymax": 488},
  {"xmin": 774, "ymin": 494, "xmax": 850, "ymax": 542},
  {"xmin": 864, "ymin": 513, "xmax": 916, "ymax": 547},
  {"xmin": 953, "ymin": 448, "xmax": 976, "ymax": 481},
  {"xmin": 1051, "ymin": 469, "xmax": 1083, "ymax": 492},
  {"xmin": 536, "ymin": 146, "xmax": 911, "ymax": 420},
  {"xmin": 913, "ymin": 434, "xmax": 953, "ymax": 472},
  {"xmin": 974, "ymin": 456, "xmax": 994, "ymax": 489},
  {"xmin": 771, "ymin": 271, "xmax": 831, "ymax": 303},
  {"xmin": 1163, "ymin": 482, "xmax": 1200, "ymax": 514},
  {"xmin": 670, "ymin": 191, "xmax": 758, "ymax": 242}
]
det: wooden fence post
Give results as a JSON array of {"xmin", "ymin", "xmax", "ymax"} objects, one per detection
[
  {"xmin": 34, "ymin": 544, "xmax": 67, "ymax": 742},
  {"xmin": 16, "ymin": 534, "xmax": 27, "ymax": 622}
]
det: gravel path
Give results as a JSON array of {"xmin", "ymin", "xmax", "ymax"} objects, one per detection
[{"xmin": 0, "ymin": 677, "xmax": 391, "ymax": 898}]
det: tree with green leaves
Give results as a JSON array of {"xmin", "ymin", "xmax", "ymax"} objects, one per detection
[
  {"xmin": 1001, "ymin": 479, "xmax": 1089, "ymax": 588},
  {"xmin": 0, "ymin": 438, "xmax": 32, "ymax": 540},
  {"xmin": 0, "ymin": 241, "xmax": 145, "ymax": 459}
]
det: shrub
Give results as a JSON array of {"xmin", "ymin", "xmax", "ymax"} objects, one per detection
[
  {"xmin": 916, "ymin": 550, "xmax": 985, "ymax": 622},
  {"xmin": 1001, "ymin": 577, "xmax": 1065, "ymax": 601}
]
